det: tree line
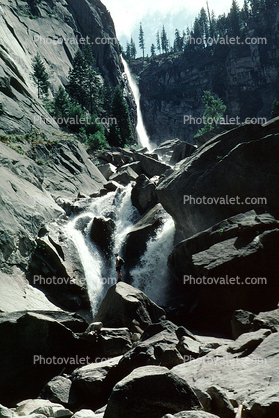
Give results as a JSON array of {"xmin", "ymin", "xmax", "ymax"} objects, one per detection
[
  {"xmin": 30, "ymin": 46, "xmax": 134, "ymax": 150},
  {"xmin": 124, "ymin": 0, "xmax": 279, "ymax": 60}
]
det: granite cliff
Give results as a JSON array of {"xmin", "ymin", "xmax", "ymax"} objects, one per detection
[
  {"xmin": 0, "ymin": 0, "xmax": 136, "ymax": 135},
  {"xmin": 130, "ymin": 3, "xmax": 279, "ymax": 144}
]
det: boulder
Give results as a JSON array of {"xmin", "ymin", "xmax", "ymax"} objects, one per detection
[
  {"xmin": 167, "ymin": 211, "xmax": 279, "ymax": 335},
  {"xmin": 98, "ymin": 328, "xmax": 132, "ymax": 357},
  {"xmin": 104, "ymin": 366, "xmax": 202, "ymax": 418},
  {"xmin": 231, "ymin": 309, "xmax": 256, "ymax": 339},
  {"xmin": 133, "ymin": 151, "xmax": 171, "ymax": 178},
  {"xmin": 27, "ymin": 221, "xmax": 90, "ymax": 312},
  {"xmin": 0, "ymin": 268, "xmax": 61, "ymax": 312},
  {"xmin": 206, "ymin": 386, "xmax": 235, "ymax": 418},
  {"xmin": 153, "ymin": 139, "xmax": 197, "ymax": 165},
  {"xmin": 172, "ymin": 331, "xmax": 279, "ymax": 417},
  {"xmin": 252, "ymin": 308, "xmax": 279, "ymax": 333},
  {"xmin": 90, "ymin": 216, "xmax": 115, "ymax": 258},
  {"xmin": 113, "ymin": 321, "xmax": 184, "ymax": 382},
  {"xmin": 93, "ymin": 282, "xmax": 165, "ymax": 331},
  {"xmin": 169, "ymin": 141, "xmax": 197, "ymax": 165},
  {"xmin": 39, "ymin": 375, "xmax": 78, "ymax": 408},
  {"xmin": 109, "ymin": 166, "xmax": 138, "ymax": 185},
  {"xmin": 71, "ymin": 356, "xmax": 122, "ymax": 410},
  {"xmin": 119, "ymin": 161, "xmax": 142, "ymax": 175},
  {"xmin": 0, "ymin": 311, "xmax": 93, "ymax": 406},
  {"xmin": 0, "ymin": 404, "xmax": 14, "ymax": 418},
  {"xmin": 122, "ymin": 203, "xmax": 166, "ymax": 274},
  {"xmin": 98, "ymin": 164, "xmax": 117, "ymax": 180},
  {"xmin": 15, "ymin": 399, "xmax": 71, "ymax": 417},
  {"xmin": 72, "ymin": 410, "xmax": 96, "ymax": 418},
  {"xmin": 177, "ymin": 336, "xmax": 201, "ymax": 359},
  {"xmin": 161, "ymin": 413, "xmax": 220, "ymax": 418},
  {"xmin": 131, "ymin": 174, "xmax": 158, "ymax": 214},
  {"xmin": 156, "ymin": 125, "xmax": 279, "ymax": 240}
]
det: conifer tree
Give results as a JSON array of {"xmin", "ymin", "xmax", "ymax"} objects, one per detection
[
  {"xmin": 139, "ymin": 22, "xmax": 145, "ymax": 59},
  {"xmin": 30, "ymin": 53, "xmax": 50, "ymax": 99},
  {"xmin": 125, "ymin": 42, "xmax": 131, "ymax": 60},
  {"xmin": 199, "ymin": 7, "xmax": 210, "ymax": 42},
  {"xmin": 156, "ymin": 30, "xmax": 161, "ymax": 54},
  {"xmin": 150, "ymin": 43, "xmax": 156, "ymax": 57},
  {"xmin": 130, "ymin": 37, "xmax": 137, "ymax": 59},
  {"xmin": 174, "ymin": 29, "xmax": 183, "ymax": 52},
  {"xmin": 228, "ymin": 0, "xmax": 241, "ymax": 36},
  {"xmin": 161, "ymin": 25, "xmax": 169, "ymax": 53}
]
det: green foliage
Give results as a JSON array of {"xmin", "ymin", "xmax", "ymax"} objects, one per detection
[
  {"xmin": 67, "ymin": 48, "xmax": 102, "ymax": 114},
  {"xmin": 30, "ymin": 53, "xmax": 50, "ymax": 99},
  {"xmin": 195, "ymin": 91, "xmax": 227, "ymax": 136},
  {"xmin": 107, "ymin": 85, "xmax": 134, "ymax": 147},
  {"xmin": 271, "ymin": 99, "xmax": 279, "ymax": 118},
  {"xmin": 87, "ymin": 126, "xmax": 109, "ymax": 150}
]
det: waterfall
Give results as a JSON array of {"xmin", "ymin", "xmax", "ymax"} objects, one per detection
[
  {"xmin": 65, "ymin": 184, "xmax": 139, "ymax": 314},
  {"xmin": 129, "ymin": 214, "xmax": 175, "ymax": 306},
  {"xmin": 65, "ymin": 184, "xmax": 175, "ymax": 314},
  {"xmin": 121, "ymin": 56, "xmax": 153, "ymax": 151}
]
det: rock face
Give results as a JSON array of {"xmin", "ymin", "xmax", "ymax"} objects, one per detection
[
  {"xmin": 93, "ymin": 282, "xmax": 166, "ymax": 331},
  {"xmin": 130, "ymin": 5, "xmax": 279, "ymax": 144},
  {"xmin": 156, "ymin": 122, "xmax": 279, "ymax": 240},
  {"xmin": 104, "ymin": 366, "xmax": 202, "ymax": 418},
  {"xmin": 0, "ymin": 0, "xmax": 134, "ymax": 135},
  {"xmin": 167, "ymin": 210, "xmax": 279, "ymax": 335},
  {"xmin": 172, "ymin": 330, "xmax": 279, "ymax": 418}
]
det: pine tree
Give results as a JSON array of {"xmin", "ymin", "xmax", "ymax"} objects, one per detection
[
  {"xmin": 67, "ymin": 49, "xmax": 88, "ymax": 108},
  {"xmin": 139, "ymin": 22, "xmax": 145, "ymax": 59},
  {"xmin": 174, "ymin": 29, "xmax": 183, "ymax": 52},
  {"xmin": 67, "ymin": 48, "xmax": 102, "ymax": 114},
  {"xmin": 150, "ymin": 43, "xmax": 156, "ymax": 57},
  {"xmin": 228, "ymin": 0, "xmax": 241, "ymax": 36},
  {"xmin": 108, "ymin": 85, "xmax": 134, "ymax": 147},
  {"xmin": 156, "ymin": 30, "xmax": 161, "ymax": 54},
  {"xmin": 126, "ymin": 42, "xmax": 131, "ymax": 60},
  {"xmin": 130, "ymin": 37, "xmax": 137, "ymax": 59},
  {"xmin": 199, "ymin": 7, "xmax": 210, "ymax": 42},
  {"xmin": 30, "ymin": 53, "xmax": 50, "ymax": 99},
  {"xmin": 161, "ymin": 25, "xmax": 169, "ymax": 53}
]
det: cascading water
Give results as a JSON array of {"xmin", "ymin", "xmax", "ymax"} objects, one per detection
[
  {"xmin": 121, "ymin": 56, "xmax": 153, "ymax": 151},
  {"xmin": 129, "ymin": 214, "xmax": 175, "ymax": 306},
  {"xmin": 65, "ymin": 184, "xmax": 139, "ymax": 314}
]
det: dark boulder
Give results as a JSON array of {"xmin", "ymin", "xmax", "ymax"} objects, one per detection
[
  {"xmin": 90, "ymin": 216, "xmax": 115, "ymax": 258},
  {"xmin": 168, "ymin": 211, "xmax": 279, "ymax": 336},
  {"xmin": 131, "ymin": 174, "xmax": 158, "ymax": 214},
  {"xmin": 104, "ymin": 365, "xmax": 202, "ymax": 418},
  {"xmin": 93, "ymin": 282, "xmax": 165, "ymax": 331}
]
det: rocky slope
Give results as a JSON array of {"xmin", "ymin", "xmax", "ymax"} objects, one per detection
[
  {"xmin": 0, "ymin": 0, "xmax": 136, "ymax": 134},
  {"xmin": 130, "ymin": 3, "xmax": 279, "ymax": 144}
]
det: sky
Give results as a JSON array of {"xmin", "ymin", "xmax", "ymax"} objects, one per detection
[{"xmin": 103, "ymin": 0, "xmax": 244, "ymax": 38}]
